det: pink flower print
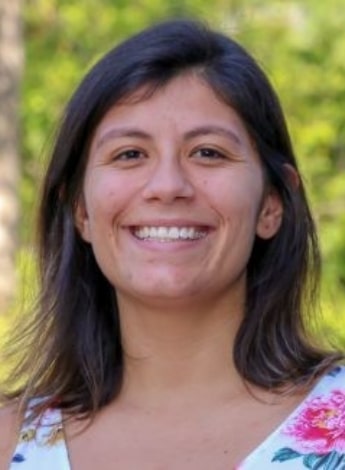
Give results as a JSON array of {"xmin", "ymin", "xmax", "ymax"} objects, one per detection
[{"xmin": 284, "ymin": 390, "xmax": 345, "ymax": 454}]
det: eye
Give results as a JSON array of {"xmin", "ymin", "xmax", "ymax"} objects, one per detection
[
  {"xmin": 113, "ymin": 149, "xmax": 144, "ymax": 161},
  {"xmin": 193, "ymin": 147, "xmax": 227, "ymax": 160}
]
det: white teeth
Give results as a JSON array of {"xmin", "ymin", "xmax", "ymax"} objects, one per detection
[
  {"xmin": 180, "ymin": 228, "xmax": 189, "ymax": 239},
  {"xmin": 169, "ymin": 227, "xmax": 179, "ymax": 238},
  {"xmin": 157, "ymin": 227, "xmax": 166, "ymax": 238},
  {"xmin": 134, "ymin": 226, "xmax": 206, "ymax": 241}
]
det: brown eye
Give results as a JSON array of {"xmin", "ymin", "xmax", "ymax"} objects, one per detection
[
  {"xmin": 195, "ymin": 148, "xmax": 226, "ymax": 160},
  {"xmin": 114, "ymin": 149, "xmax": 143, "ymax": 161}
]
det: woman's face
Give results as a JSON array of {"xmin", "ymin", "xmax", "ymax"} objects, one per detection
[{"xmin": 76, "ymin": 74, "xmax": 282, "ymax": 307}]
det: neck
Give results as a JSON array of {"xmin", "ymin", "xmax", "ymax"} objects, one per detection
[{"xmin": 116, "ymin": 285, "xmax": 246, "ymax": 409}]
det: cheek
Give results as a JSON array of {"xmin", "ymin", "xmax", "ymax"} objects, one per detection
[
  {"xmin": 84, "ymin": 174, "xmax": 129, "ymax": 227},
  {"xmin": 87, "ymin": 193, "xmax": 115, "ymax": 228},
  {"xmin": 208, "ymin": 173, "xmax": 264, "ymax": 223}
]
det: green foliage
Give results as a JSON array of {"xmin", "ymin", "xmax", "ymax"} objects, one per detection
[
  {"xmin": 0, "ymin": 247, "xmax": 38, "ymax": 380},
  {"xmin": 15, "ymin": 0, "xmax": 345, "ymax": 348}
]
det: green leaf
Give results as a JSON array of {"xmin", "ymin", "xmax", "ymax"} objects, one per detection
[
  {"xmin": 303, "ymin": 452, "xmax": 345, "ymax": 470},
  {"xmin": 324, "ymin": 451, "xmax": 345, "ymax": 470},
  {"xmin": 303, "ymin": 453, "xmax": 323, "ymax": 469},
  {"xmin": 272, "ymin": 447, "xmax": 302, "ymax": 462}
]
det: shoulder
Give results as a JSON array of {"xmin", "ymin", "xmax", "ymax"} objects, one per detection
[
  {"xmin": 266, "ymin": 366, "xmax": 345, "ymax": 465},
  {"xmin": 0, "ymin": 402, "xmax": 21, "ymax": 469}
]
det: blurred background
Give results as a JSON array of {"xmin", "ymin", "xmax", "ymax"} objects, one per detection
[{"xmin": 0, "ymin": 0, "xmax": 344, "ymax": 366}]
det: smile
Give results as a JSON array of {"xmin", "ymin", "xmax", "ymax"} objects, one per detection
[{"xmin": 132, "ymin": 226, "xmax": 208, "ymax": 241}]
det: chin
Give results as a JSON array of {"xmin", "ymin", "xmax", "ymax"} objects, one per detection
[
  {"xmin": 136, "ymin": 283, "xmax": 199, "ymax": 300},
  {"xmin": 121, "ymin": 277, "xmax": 205, "ymax": 305}
]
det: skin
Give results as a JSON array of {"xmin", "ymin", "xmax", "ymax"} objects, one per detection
[{"xmin": 0, "ymin": 403, "xmax": 20, "ymax": 469}]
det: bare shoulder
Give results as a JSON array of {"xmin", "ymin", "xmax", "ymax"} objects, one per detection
[{"xmin": 0, "ymin": 402, "xmax": 20, "ymax": 470}]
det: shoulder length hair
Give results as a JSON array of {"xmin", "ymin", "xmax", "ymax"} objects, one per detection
[{"xmin": 3, "ymin": 19, "xmax": 341, "ymax": 418}]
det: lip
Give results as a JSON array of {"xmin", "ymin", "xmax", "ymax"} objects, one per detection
[
  {"xmin": 124, "ymin": 218, "xmax": 215, "ymax": 229},
  {"xmin": 128, "ymin": 232, "xmax": 211, "ymax": 253}
]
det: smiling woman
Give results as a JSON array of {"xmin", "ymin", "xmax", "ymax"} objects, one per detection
[
  {"xmin": 0, "ymin": 19, "xmax": 344, "ymax": 470},
  {"xmin": 75, "ymin": 74, "xmax": 273, "ymax": 305}
]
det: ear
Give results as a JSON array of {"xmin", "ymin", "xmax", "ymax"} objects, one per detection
[
  {"xmin": 74, "ymin": 195, "xmax": 92, "ymax": 243},
  {"xmin": 256, "ymin": 188, "xmax": 283, "ymax": 240}
]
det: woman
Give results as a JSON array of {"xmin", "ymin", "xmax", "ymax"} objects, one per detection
[{"xmin": 1, "ymin": 19, "xmax": 344, "ymax": 470}]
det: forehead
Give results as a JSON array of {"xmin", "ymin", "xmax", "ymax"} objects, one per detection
[{"xmin": 90, "ymin": 73, "xmax": 256, "ymax": 155}]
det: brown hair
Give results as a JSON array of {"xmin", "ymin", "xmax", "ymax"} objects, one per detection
[{"xmin": 2, "ymin": 19, "xmax": 342, "ymax": 420}]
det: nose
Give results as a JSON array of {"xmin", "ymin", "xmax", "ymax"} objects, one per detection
[{"xmin": 142, "ymin": 155, "xmax": 195, "ymax": 204}]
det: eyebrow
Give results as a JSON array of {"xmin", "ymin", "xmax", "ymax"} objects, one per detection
[
  {"xmin": 184, "ymin": 125, "xmax": 242, "ymax": 146},
  {"xmin": 95, "ymin": 129, "xmax": 151, "ymax": 149},
  {"xmin": 95, "ymin": 125, "xmax": 243, "ymax": 150}
]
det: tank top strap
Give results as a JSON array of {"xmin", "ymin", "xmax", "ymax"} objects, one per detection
[{"xmin": 10, "ymin": 399, "xmax": 71, "ymax": 470}]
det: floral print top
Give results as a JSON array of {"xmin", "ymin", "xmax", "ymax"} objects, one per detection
[
  {"xmin": 10, "ymin": 402, "xmax": 69, "ymax": 470},
  {"xmin": 10, "ymin": 366, "xmax": 345, "ymax": 469},
  {"xmin": 238, "ymin": 366, "xmax": 345, "ymax": 469}
]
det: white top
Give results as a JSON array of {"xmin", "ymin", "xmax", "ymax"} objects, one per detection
[
  {"xmin": 10, "ymin": 402, "xmax": 69, "ymax": 470},
  {"xmin": 10, "ymin": 366, "xmax": 345, "ymax": 469}
]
